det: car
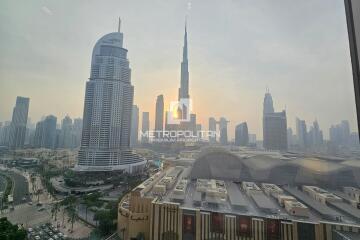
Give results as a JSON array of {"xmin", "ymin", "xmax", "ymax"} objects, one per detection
[
  {"xmin": 37, "ymin": 207, "xmax": 45, "ymax": 211},
  {"xmin": 36, "ymin": 202, "xmax": 42, "ymax": 207}
]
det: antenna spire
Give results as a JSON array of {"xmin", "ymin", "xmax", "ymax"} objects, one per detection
[{"xmin": 118, "ymin": 17, "xmax": 121, "ymax": 32}]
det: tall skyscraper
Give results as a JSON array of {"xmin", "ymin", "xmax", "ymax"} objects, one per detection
[
  {"xmin": 235, "ymin": 122, "xmax": 249, "ymax": 146},
  {"xmin": 296, "ymin": 118, "xmax": 307, "ymax": 149},
  {"xmin": 263, "ymin": 91, "xmax": 287, "ymax": 151},
  {"xmin": 76, "ymin": 19, "xmax": 145, "ymax": 172},
  {"xmin": 208, "ymin": 117, "xmax": 217, "ymax": 143},
  {"xmin": 9, "ymin": 96, "xmax": 30, "ymax": 149},
  {"xmin": 33, "ymin": 115, "xmax": 57, "ymax": 149},
  {"xmin": 308, "ymin": 120, "xmax": 323, "ymax": 148},
  {"xmin": 59, "ymin": 115, "xmax": 73, "ymax": 149},
  {"xmin": 141, "ymin": 112, "xmax": 150, "ymax": 143},
  {"xmin": 263, "ymin": 89, "xmax": 275, "ymax": 115},
  {"xmin": 287, "ymin": 128, "xmax": 295, "ymax": 148},
  {"xmin": 155, "ymin": 95, "xmax": 164, "ymax": 135},
  {"xmin": 130, "ymin": 105, "xmax": 139, "ymax": 147},
  {"xmin": 42, "ymin": 115, "xmax": 57, "ymax": 149},
  {"xmin": 178, "ymin": 23, "xmax": 189, "ymax": 100},
  {"xmin": 0, "ymin": 121, "xmax": 11, "ymax": 146},
  {"xmin": 219, "ymin": 117, "xmax": 229, "ymax": 145},
  {"xmin": 73, "ymin": 118, "xmax": 83, "ymax": 148},
  {"xmin": 329, "ymin": 120, "xmax": 351, "ymax": 146}
]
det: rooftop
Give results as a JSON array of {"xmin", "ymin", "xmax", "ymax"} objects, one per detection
[{"xmin": 135, "ymin": 167, "xmax": 359, "ymax": 225}]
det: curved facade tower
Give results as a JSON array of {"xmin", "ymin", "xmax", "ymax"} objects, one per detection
[{"xmin": 76, "ymin": 20, "xmax": 145, "ymax": 172}]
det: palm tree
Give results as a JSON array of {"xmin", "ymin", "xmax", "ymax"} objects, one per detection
[
  {"xmin": 61, "ymin": 206, "xmax": 66, "ymax": 228},
  {"xmin": 81, "ymin": 192, "xmax": 102, "ymax": 221},
  {"xmin": 60, "ymin": 196, "xmax": 78, "ymax": 230},
  {"xmin": 30, "ymin": 175, "xmax": 36, "ymax": 201},
  {"xmin": 67, "ymin": 205, "xmax": 77, "ymax": 233},
  {"xmin": 51, "ymin": 202, "xmax": 60, "ymax": 221}
]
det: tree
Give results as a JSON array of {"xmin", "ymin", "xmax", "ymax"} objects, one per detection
[
  {"xmin": 67, "ymin": 205, "xmax": 77, "ymax": 233},
  {"xmin": 61, "ymin": 195, "xmax": 78, "ymax": 229},
  {"xmin": 93, "ymin": 210, "xmax": 116, "ymax": 236},
  {"xmin": 0, "ymin": 217, "xmax": 26, "ymax": 240},
  {"xmin": 81, "ymin": 192, "xmax": 102, "ymax": 221},
  {"xmin": 51, "ymin": 202, "xmax": 60, "ymax": 221}
]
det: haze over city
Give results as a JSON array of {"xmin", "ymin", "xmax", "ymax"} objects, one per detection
[{"xmin": 0, "ymin": 0, "xmax": 357, "ymax": 139}]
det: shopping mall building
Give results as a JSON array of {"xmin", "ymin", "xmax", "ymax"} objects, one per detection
[{"xmin": 117, "ymin": 150, "xmax": 360, "ymax": 240}]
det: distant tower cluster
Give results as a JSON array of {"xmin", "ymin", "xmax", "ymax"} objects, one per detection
[
  {"xmin": 208, "ymin": 117, "xmax": 229, "ymax": 145},
  {"xmin": 262, "ymin": 89, "xmax": 287, "ymax": 151},
  {"xmin": 76, "ymin": 19, "xmax": 145, "ymax": 172}
]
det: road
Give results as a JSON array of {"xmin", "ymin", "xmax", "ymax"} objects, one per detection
[
  {"xmin": 0, "ymin": 170, "xmax": 30, "ymax": 205},
  {"xmin": 0, "ymin": 169, "xmax": 31, "ymax": 204}
]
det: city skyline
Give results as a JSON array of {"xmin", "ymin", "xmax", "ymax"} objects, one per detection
[{"xmin": 0, "ymin": 0, "xmax": 358, "ymax": 139}]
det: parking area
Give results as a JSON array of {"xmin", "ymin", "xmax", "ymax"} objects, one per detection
[{"xmin": 27, "ymin": 223, "xmax": 68, "ymax": 240}]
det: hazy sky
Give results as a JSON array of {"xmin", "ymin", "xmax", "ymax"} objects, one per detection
[{"xmin": 0, "ymin": 0, "xmax": 358, "ymax": 139}]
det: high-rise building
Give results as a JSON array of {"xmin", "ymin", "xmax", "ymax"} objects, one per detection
[
  {"xmin": 235, "ymin": 122, "xmax": 249, "ymax": 146},
  {"xmin": 190, "ymin": 113, "xmax": 197, "ymax": 134},
  {"xmin": 287, "ymin": 128, "xmax": 295, "ymax": 148},
  {"xmin": 263, "ymin": 89, "xmax": 274, "ymax": 115},
  {"xmin": 141, "ymin": 112, "xmax": 150, "ymax": 144},
  {"xmin": 263, "ymin": 91, "xmax": 287, "ymax": 151},
  {"xmin": 130, "ymin": 105, "xmax": 139, "ymax": 147},
  {"xmin": 208, "ymin": 117, "xmax": 217, "ymax": 143},
  {"xmin": 219, "ymin": 117, "xmax": 229, "ymax": 145},
  {"xmin": 307, "ymin": 120, "xmax": 323, "ymax": 148},
  {"xmin": 73, "ymin": 118, "xmax": 82, "ymax": 148},
  {"xmin": 178, "ymin": 23, "xmax": 189, "ymax": 100},
  {"xmin": 329, "ymin": 120, "xmax": 351, "ymax": 146},
  {"xmin": 296, "ymin": 118, "xmax": 307, "ymax": 149},
  {"xmin": 154, "ymin": 95, "xmax": 164, "ymax": 136},
  {"xmin": 76, "ymin": 19, "xmax": 145, "ymax": 172},
  {"xmin": 59, "ymin": 115, "xmax": 73, "ymax": 149},
  {"xmin": 9, "ymin": 96, "xmax": 30, "ymax": 149},
  {"xmin": 42, "ymin": 115, "xmax": 57, "ymax": 149},
  {"xmin": 0, "ymin": 121, "xmax": 11, "ymax": 146},
  {"xmin": 248, "ymin": 133, "xmax": 257, "ymax": 146},
  {"xmin": 33, "ymin": 115, "xmax": 57, "ymax": 149}
]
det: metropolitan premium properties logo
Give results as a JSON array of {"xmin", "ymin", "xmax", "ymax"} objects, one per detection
[
  {"xmin": 140, "ymin": 98, "xmax": 220, "ymax": 142},
  {"xmin": 168, "ymin": 98, "xmax": 192, "ymax": 124}
]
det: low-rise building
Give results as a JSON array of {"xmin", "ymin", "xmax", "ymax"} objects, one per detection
[
  {"xmin": 262, "ymin": 183, "xmax": 284, "ymax": 198},
  {"xmin": 284, "ymin": 200, "xmax": 309, "ymax": 218},
  {"xmin": 303, "ymin": 186, "xmax": 342, "ymax": 204},
  {"xmin": 242, "ymin": 181, "xmax": 262, "ymax": 196}
]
